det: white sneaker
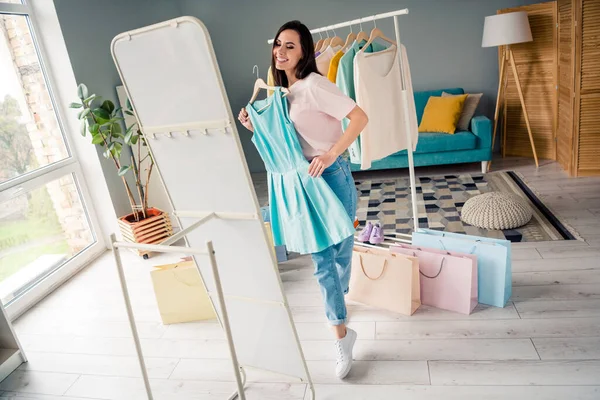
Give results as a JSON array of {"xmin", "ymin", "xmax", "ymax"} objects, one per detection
[{"xmin": 334, "ymin": 328, "xmax": 357, "ymax": 379}]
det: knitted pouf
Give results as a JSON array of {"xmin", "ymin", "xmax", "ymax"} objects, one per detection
[{"xmin": 460, "ymin": 192, "xmax": 533, "ymax": 230}]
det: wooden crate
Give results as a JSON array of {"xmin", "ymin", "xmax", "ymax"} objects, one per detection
[{"xmin": 118, "ymin": 207, "xmax": 173, "ymax": 258}]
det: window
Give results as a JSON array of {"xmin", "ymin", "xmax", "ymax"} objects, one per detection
[
  {"xmin": 0, "ymin": 1, "xmax": 104, "ymax": 318},
  {"xmin": 0, "ymin": 14, "xmax": 70, "ymax": 183}
]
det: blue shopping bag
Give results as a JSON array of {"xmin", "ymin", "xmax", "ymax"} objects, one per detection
[
  {"xmin": 412, "ymin": 228, "xmax": 511, "ymax": 308},
  {"xmin": 260, "ymin": 206, "xmax": 270, "ymax": 223}
]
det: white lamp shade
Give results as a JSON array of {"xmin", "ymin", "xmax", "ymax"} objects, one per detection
[{"xmin": 482, "ymin": 11, "xmax": 533, "ymax": 47}]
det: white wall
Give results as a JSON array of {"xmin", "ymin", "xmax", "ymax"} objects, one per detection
[{"xmin": 52, "ymin": 0, "xmax": 182, "ymax": 219}]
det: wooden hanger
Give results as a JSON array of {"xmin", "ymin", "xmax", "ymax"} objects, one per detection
[
  {"xmin": 320, "ymin": 36, "xmax": 332, "ymax": 52},
  {"xmin": 329, "ymin": 35, "xmax": 344, "ymax": 49},
  {"xmin": 341, "ymin": 31, "xmax": 357, "ymax": 53},
  {"xmin": 313, "ymin": 31, "xmax": 323, "ymax": 52},
  {"xmin": 320, "ymin": 27, "xmax": 344, "ymax": 50},
  {"xmin": 249, "ymin": 78, "xmax": 289, "ymax": 104},
  {"xmin": 315, "ymin": 38, "xmax": 324, "ymax": 52},
  {"xmin": 356, "ymin": 29, "xmax": 369, "ymax": 44},
  {"xmin": 314, "ymin": 32, "xmax": 324, "ymax": 52},
  {"xmin": 355, "ymin": 19, "xmax": 370, "ymax": 44},
  {"xmin": 362, "ymin": 27, "xmax": 396, "ymax": 50}
]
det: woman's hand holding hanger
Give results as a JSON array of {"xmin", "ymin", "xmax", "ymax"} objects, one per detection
[{"xmin": 238, "ymin": 108, "xmax": 254, "ymax": 132}]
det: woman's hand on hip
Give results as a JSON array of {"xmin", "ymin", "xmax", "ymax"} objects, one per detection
[
  {"xmin": 238, "ymin": 108, "xmax": 254, "ymax": 132},
  {"xmin": 308, "ymin": 152, "xmax": 336, "ymax": 178}
]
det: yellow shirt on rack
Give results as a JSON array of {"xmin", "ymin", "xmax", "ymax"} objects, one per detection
[{"xmin": 327, "ymin": 50, "xmax": 344, "ymax": 83}]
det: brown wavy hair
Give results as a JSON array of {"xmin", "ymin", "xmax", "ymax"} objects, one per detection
[{"xmin": 271, "ymin": 20, "xmax": 320, "ymax": 88}]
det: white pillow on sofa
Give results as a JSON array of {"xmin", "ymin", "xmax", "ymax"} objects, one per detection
[{"xmin": 442, "ymin": 91, "xmax": 483, "ymax": 131}]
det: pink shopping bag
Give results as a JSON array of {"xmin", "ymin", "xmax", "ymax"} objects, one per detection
[{"xmin": 390, "ymin": 243, "xmax": 478, "ymax": 315}]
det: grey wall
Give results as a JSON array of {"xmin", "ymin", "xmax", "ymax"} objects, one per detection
[
  {"xmin": 179, "ymin": 0, "xmax": 547, "ymax": 173},
  {"xmin": 55, "ymin": 0, "xmax": 549, "ymax": 216},
  {"xmin": 54, "ymin": 0, "xmax": 182, "ymax": 218}
]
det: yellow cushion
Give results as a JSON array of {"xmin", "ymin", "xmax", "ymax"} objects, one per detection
[{"xmin": 418, "ymin": 94, "xmax": 468, "ymax": 134}]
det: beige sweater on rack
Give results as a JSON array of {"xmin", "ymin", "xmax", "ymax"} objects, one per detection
[{"xmin": 353, "ymin": 43, "xmax": 418, "ymax": 170}]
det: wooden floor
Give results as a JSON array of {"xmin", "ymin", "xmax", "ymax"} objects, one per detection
[{"xmin": 2, "ymin": 157, "xmax": 600, "ymax": 399}]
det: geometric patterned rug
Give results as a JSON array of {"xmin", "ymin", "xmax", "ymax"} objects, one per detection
[{"xmin": 355, "ymin": 171, "xmax": 581, "ymax": 243}]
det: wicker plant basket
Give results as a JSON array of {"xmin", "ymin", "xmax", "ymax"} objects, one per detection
[{"xmin": 118, "ymin": 207, "xmax": 173, "ymax": 259}]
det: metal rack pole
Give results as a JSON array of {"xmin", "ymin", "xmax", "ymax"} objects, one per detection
[{"xmin": 267, "ymin": 9, "xmax": 409, "ymax": 44}]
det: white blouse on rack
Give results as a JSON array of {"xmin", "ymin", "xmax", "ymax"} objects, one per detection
[
  {"xmin": 316, "ymin": 45, "xmax": 341, "ymax": 76},
  {"xmin": 353, "ymin": 44, "xmax": 418, "ymax": 170}
]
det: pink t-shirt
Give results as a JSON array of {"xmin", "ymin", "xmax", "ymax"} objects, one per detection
[{"xmin": 287, "ymin": 72, "xmax": 356, "ymax": 160}]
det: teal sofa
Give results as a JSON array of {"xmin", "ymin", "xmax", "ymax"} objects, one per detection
[{"xmin": 349, "ymin": 88, "xmax": 492, "ymax": 173}]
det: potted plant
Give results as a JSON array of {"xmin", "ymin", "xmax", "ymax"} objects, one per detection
[{"xmin": 69, "ymin": 83, "xmax": 172, "ymax": 258}]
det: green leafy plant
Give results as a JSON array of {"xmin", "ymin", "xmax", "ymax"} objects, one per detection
[{"xmin": 69, "ymin": 83, "xmax": 154, "ymax": 222}]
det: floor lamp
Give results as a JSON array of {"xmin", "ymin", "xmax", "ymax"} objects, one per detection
[{"xmin": 483, "ymin": 11, "xmax": 539, "ymax": 170}]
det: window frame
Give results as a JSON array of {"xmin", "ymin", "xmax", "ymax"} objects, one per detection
[{"xmin": 0, "ymin": 0, "xmax": 110, "ymax": 320}]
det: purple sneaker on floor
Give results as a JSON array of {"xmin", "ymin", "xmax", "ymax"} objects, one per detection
[
  {"xmin": 357, "ymin": 221, "xmax": 373, "ymax": 242},
  {"xmin": 369, "ymin": 223, "xmax": 384, "ymax": 244}
]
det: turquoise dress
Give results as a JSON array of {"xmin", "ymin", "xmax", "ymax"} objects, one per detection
[{"xmin": 246, "ymin": 87, "xmax": 355, "ymax": 255}]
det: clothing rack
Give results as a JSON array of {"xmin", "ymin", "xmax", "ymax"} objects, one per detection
[
  {"xmin": 267, "ymin": 9, "xmax": 409, "ymax": 43},
  {"xmin": 267, "ymin": 8, "xmax": 419, "ymax": 238}
]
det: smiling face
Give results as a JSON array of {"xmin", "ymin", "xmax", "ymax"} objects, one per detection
[{"xmin": 273, "ymin": 29, "xmax": 303, "ymax": 72}]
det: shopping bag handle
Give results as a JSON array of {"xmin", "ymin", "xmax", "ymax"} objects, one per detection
[
  {"xmin": 172, "ymin": 264, "xmax": 199, "ymax": 287},
  {"xmin": 438, "ymin": 240, "xmax": 477, "ymax": 255},
  {"xmin": 358, "ymin": 254, "xmax": 387, "ymax": 280},
  {"xmin": 413, "ymin": 252, "xmax": 445, "ymax": 279}
]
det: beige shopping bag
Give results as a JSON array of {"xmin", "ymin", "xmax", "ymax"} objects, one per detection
[
  {"xmin": 150, "ymin": 260, "xmax": 216, "ymax": 324},
  {"xmin": 347, "ymin": 246, "xmax": 421, "ymax": 316}
]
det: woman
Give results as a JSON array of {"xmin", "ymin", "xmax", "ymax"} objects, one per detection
[{"xmin": 238, "ymin": 20, "xmax": 368, "ymax": 379}]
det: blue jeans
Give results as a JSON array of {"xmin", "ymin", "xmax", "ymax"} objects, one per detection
[{"xmin": 311, "ymin": 156, "xmax": 357, "ymax": 326}]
